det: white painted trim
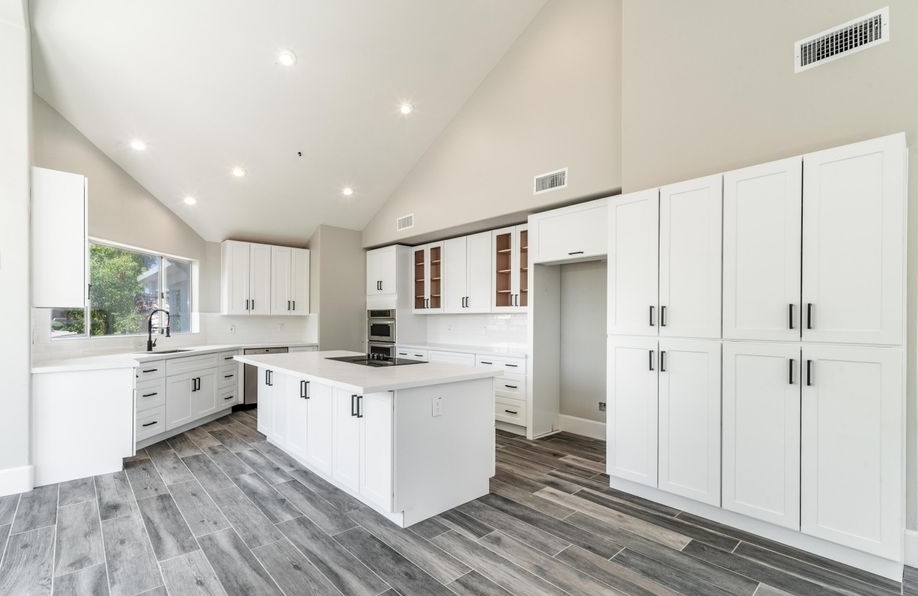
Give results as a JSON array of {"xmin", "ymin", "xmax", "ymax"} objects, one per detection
[
  {"xmin": 0, "ymin": 465, "xmax": 33, "ymax": 497},
  {"xmin": 557, "ymin": 414, "xmax": 606, "ymax": 440},
  {"xmin": 905, "ymin": 529, "xmax": 918, "ymax": 567}
]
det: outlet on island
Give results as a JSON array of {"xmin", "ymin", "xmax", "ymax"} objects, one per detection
[{"xmin": 432, "ymin": 396, "xmax": 443, "ymax": 417}]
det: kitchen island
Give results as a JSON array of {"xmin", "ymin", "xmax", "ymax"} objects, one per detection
[{"xmin": 234, "ymin": 350, "xmax": 499, "ymax": 527}]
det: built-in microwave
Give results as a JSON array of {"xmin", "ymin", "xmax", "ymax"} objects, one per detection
[{"xmin": 367, "ymin": 309, "xmax": 396, "ymax": 343}]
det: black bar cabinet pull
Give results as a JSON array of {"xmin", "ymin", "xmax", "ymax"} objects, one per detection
[
  {"xmin": 300, "ymin": 380, "xmax": 307, "ymax": 398},
  {"xmin": 505, "ymin": 363, "xmax": 518, "ymax": 368},
  {"xmin": 504, "ymin": 409, "xmax": 518, "ymax": 415},
  {"xmin": 568, "ymin": 250, "xmax": 584, "ymax": 256},
  {"xmin": 245, "ymin": 299, "xmax": 249, "ymax": 311},
  {"xmin": 305, "ymin": 381, "xmax": 310, "ymax": 399},
  {"xmin": 649, "ymin": 305, "xmax": 655, "ymax": 327},
  {"xmin": 356, "ymin": 395, "xmax": 364, "ymax": 418},
  {"xmin": 251, "ymin": 299, "xmax": 255, "ymax": 310},
  {"xmin": 806, "ymin": 303, "xmax": 813, "ymax": 329},
  {"xmin": 224, "ymin": 374, "xmax": 234, "ymax": 379},
  {"xmin": 142, "ymin": 368, "xmax": 158, "ymax": 373},
  {"xmin": 660, "ymin": 351, "xmax": 667, "ymax": 372},
  {"xmin": 788, "ymin": 359, "xmax": 794, "ymax": 384},
  {"xmin": 351, "ymin": 394, "xmax": 357, "ymax": 417},
  {"xmin": 806, "ymin": 360, "xmax": 813, "ymax": 386},
  {"xmin": 224, "ymin": 394, "xmax": 234, "ymax": 401},
  {"xmin": 504, "ymin": 384, "xmax": 518, "ymax": 389},
  {"xmin": 649, "ymin": 350, "xmax": 654, "ymax": 371},
  {"xmin": 660, "ymin": 305, "xmax": 667, "ymax": 327},
  {"xmin": 142, "ymin": 392, "xmax": 157, "ymax": 398},
  {"xmin": 480, "ymin": 361, "xmax": 493, "ymax": 365},
  {"xmin": 292, "ymin": 300, "xmax": 296, "ymax": 310},
  {"xmin": 788, "ymin": 304, "xmax": 795, "ymax": 330},
  {"xmin": 142, "ymin": 421, "xmax": 157, "ymax": 428}
]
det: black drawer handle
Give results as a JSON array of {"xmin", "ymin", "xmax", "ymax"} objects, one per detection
[
  {"xmin": 224, "ymin": 356, "xmax": 234, "ymax": 360},
  {"xmin": 504, "ymin": 409, "xmax": 518, "ymax": 415},
  {"xmin": 142, "ymin": 421, "xmax": 158, "ymax": 428},
  {"xmin": 504, "ymin": 384, "xmax": 518, "ymax": 389},
  {"xmin": 351, "ymin": 394, "xmax": 358, "ymax": 417},
  {"xmin": 224, "ymin": 374, "xmax": 234, "ymax": 379},
  {"xmin": 788, "ymin": 304, "xmax": 795, "ymax": 330},
  {"xmin": 806, "ymin": 360, "xmax": 813, "ymax": 386},
  {"xmin": 224, "ymin": 394, "xmax": 234, "ymax": 401},
  {"xmin": 649, "ymin": 305, "xmax": 655, "ymax": 327},
  {"xmin": 660, "ymin": 351, "xmax": 667, "ymax": 372},
  {"xmin": 505, "ymin": 364, "xmax": 518, "ymax": 368},
  {"xmin": 660, "ymin": 305, "xmax": 667, "ymax": 327},
  {"xmin": 414, "ymin": 354, "xmax": 424, "ymax": 358},
  {"xmin": 568, "ymin": 251, "xmax": 584, "ymax": 255},
  {"xmin": 142, "ymin": 368, "xmax": 158, "ymax": 373},
  {"xmin": 480, "ymin": 361, "xmax": 493, "ymax": 365},
  {"xmin": 141, "ymin": 392, "xmax": 158, "ymax": 398}
]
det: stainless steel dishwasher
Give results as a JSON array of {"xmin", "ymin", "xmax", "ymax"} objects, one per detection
[{"xmin": 242, "ymin": 346, "xmax": 288, "ymax": 406}]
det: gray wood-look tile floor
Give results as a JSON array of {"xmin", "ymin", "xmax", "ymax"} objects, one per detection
[{"xmin": 0, "ymin": 409, "xmax": 915, "ymax": 596}]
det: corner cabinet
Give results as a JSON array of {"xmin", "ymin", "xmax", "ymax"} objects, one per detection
[
  {"xmin": 32, "ymin": 167, "xmax": 88, "ymax": 308},
  {"xmin": 270, "ymin": 246, "xmax": 310, "ymax": 316},
  {"xmin": 412, "ymin": 243, "xmax": 443, "ymax": 313},
  {"xmin": 492, "ymin": 225, "xmax": 528, "ymax": 312},
  {"xmin": 221, "ymin": 240, "xmax": 271, "ymax": 315}
]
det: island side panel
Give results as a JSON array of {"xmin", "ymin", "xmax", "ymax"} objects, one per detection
[{"xmin": 393, "ymin": 377, "xmax": 494, "ymax": 526}]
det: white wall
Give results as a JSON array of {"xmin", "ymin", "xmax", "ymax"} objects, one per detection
[
  {"xmin": 0, "ymin": 0, "xmax": 33, "ymax": 494},
  {"xmin": 362, "ymin": 0, "xmax": 622, "ymax": 247},
  {"xmin": 559, "ymin": 261, "xmax": 606, "ymax": 422},
  {"xmin": 621, "ymin": 0, "xmax": 918, "ymax": 529},
  {"xmin": 425, "ymin": 313, "xmax": 528, "ymax": 349},
  {"xmin": 308, "ymin": 225, "xmax": 366, "ymax": 351}
]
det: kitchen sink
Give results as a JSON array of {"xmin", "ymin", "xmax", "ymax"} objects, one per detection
[{"xmin": 149, "ymin": 349, "xmax": 192, "ymax": 354}]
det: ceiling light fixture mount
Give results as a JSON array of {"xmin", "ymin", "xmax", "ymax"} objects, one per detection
[
  {"xmin": 183, "ymin": 196, "xmax": 197, "ymax": 206},
  {"xmin": 129, "ymin": 139, "xmax": 147, "ymax": 151},
  {"xmin": 277, "ymin": 49, "xmax": 297, "ymax": 67}
]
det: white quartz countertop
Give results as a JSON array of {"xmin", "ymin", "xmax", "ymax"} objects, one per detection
[
  {"xmin": 234, "ymin": 350, "xmax": 502, "ymax": 393},
  {"xmin": 31, "ymin": 342, "xmax": 319, "ymax": 374},
  {"xmin": 396, "ymin": 342, "xmax": 528, "ymax": 359}
]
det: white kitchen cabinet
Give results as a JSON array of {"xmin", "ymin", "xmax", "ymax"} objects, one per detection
[
  {"xmin": 284, "ymin": 377, "xmax": 309, "ymax": 460},
  {"xmin": 396, "ymin": 347, "xmax": 429, "ymax": 361},
  {"xmin": 722, "ymin": 342, "xmax": 800, "ymax": 529},
  {"xmin": 221, "ymin": 240, "xmax": 272, "ymax": 315},
  {"xmin": 657, "ymin": 338, "xmax": 721, "ymax": 506},
  {"xmin": 304, "ymin": 380, "xmax": 334, "ymax": 476},
  {"xmin": 606, "ymin": 336, "xmax": 659, "ymax": 487},
  {"xmin": 801, "ymin": 134, "xmax": 906, "ymax": 346},
  {"xmin": 443, "ymin": 232, "xmax": 492, "ymax": 313},
  {"xmin": 359, "ymin": 392, "xmax": 394, "ymax": 511},
  {"xmin": 166, "ymin": 369, "xmax": 216, "ymax": 431},
  {"xmin": 800, "ymin": 344, "xmax": 903, "ymax": 559},
  {"xmin": 270, "ymin": 246, "xmax": 310, "ymax": 316},
  {"xmin": 428, "ymin": 350, "xmax": 476, "ymax": 366},
  {"xmin": 659, "ymin": 175, "xmax": 722, "ymax": 339},
  {"xmin": 367, "ymin": 245, "xmax": 399, "ymax": 298},
  {"xmin": 256, "ymin": 367, "xmax": 282, "ymax": 437},
  {"xmin": 332, "ymin": 388, "xmax": 362, "ymax": 493},
  {"xmin": 530, "ymin": 198, "xmax": 608, "ymax": 264},
  {"xmin": 492, "ymin": 225, "xmax": 528, "ymax": 312},
  {"xmin": 607, "ymin": 189, "xmax": 660, "ymax": 336},
  {"xmin": 31, "ymin": 167, "xmax": 88, "ymax": 308},
  {"xmin": 723, "ymin": 158, "xmax": 802, "ymax": 341},
  {"xmin": 412, "ymin": 243, "xmax": 443, "ymax": 313}
]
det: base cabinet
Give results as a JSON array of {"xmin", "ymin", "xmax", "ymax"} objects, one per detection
[
  {"xmin": 166, "ymin": 370, "xmax": 216, "ymax": 431},
  {"xmin": 304, "ymin": 382, "xmax": 334, "ymax": 476}
]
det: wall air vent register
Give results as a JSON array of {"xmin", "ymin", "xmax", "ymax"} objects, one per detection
[
  {"xmin": 534, "ymin": 167, "xmax": 568, "ymax": 194},
  {"xmin": 795, "ymin": 7, "xmax": 889, "ymax": 73}
]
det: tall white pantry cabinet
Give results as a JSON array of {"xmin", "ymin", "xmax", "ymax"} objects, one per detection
[{"xmin": 607, "ymin": 133, "xmax": 908, "ymax": 570}]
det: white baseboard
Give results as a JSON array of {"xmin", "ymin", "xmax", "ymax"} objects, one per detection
[
  {"xmin": 557, "ymin": 414, "xmax": 606, "ymax": 440},
  {"xmin": 0, "ymin": 464, "xmax": 33, "ymax": 496},
  {"xmin": 905, "ymin": 529, "xmax": 918, "ymax": 567}
]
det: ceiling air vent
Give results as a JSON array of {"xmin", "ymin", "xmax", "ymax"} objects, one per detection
[
  {"xmin": 396, "ymin": 213, "xmax": 414, "ymax": 232},
  {"xmin": 534, "ymin": 168, "xmax": 568, "ymax": 195},
  {"xmin": 795, "ymin": 7, "xmax": 889, "ymax": 73}
]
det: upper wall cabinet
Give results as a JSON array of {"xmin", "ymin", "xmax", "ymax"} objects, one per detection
[
  {"xmin": 412, "ymin": 242, "xmax": 443, "ymax": 313},
  {"xmin": 723, "ymin": 134, "xmax": 907, "ymax": 346},
  {"xmin": 221, "ymin": 240, "xmax": 271, "ymax": 315},
  {"xmin": 492, "ymin": 225, "xmax": 528, "ymax": 312},
  {"xmin": 270, "ymin": 246, "xmax": 310, "ymax": 316},
  {"xmin": 32, "ymin": 167, "xmax": 88, "ymax": 308},
  {"xmin": 529, "ymin": 198, "xmax": 608, "ymax": 264},
  {"xmin": 608, "ymin": 189, "xmax": 660, "ymax": 336},
  {"xmin": 801, "ymin": 134, "xmax": 906, "ymax": 346},
  {"xmin": 443, "ymin": 232, "xmax": 491, "ymax": 313},
  {"xmin": 366, "ymin": 245, "xmax": 399, "ymax": 299}
]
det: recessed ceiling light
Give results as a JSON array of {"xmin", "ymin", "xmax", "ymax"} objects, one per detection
[
  {"xmin": 399, "ymin": 102, "xmax": 414, "ymax": 116},
  {"xmin": 341, "ymin": 187, "xmax": 354, "ymax": 197},
  {"xmin": 232, "ymin": 166, "xmax": 247, "ymax": 178},
  {"xmin": 277, "ymin": 49, "xmax": 297, "ymax": 66},
  {"xmin": 129, "ymin": 139, "xmax": 147, "ymax": 151},
  {"xmin": 183, "ymin": 196, "xmax": 197, "ymax": 206}
]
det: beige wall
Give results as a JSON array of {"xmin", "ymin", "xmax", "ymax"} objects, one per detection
[
  {"xmin": 0, "ymin": 1, "xmax": 32, "ymax": 484},
  {"xmin": 621, "ymin": 0, "xmax": 918, "ymax": 527},
  {"xmin": 32, "ymin": 96, "xmax": 206, "ymax": 262},
  {"xmin": 362, "ymin": 0, "xmax": 621, "ymax": 248},
  {"xmin": 309, "ymin": 225, "xmax": 366, "ymax": 351}
]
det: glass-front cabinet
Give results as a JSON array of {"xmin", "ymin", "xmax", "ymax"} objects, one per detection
[
  {"xmin": 492, "ymin": 225, "xmax": 528, "ymax": 313},
  {"xmin": 413, "ymin": 243, "xmax": 442, "ymax": 313}
]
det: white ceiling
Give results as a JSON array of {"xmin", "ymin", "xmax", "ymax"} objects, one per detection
[{"xmin": 30, "ymin": 0, "xmax": 547, "ymax": 245}]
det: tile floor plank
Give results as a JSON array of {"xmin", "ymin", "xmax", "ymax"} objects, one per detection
[
  {"xmin": 230, "ymin": 473, "xmax": 301, "ymax": 523},
  {"xmin": 202, "ymin": 445, "xmax": 254, "ymax": 478},
  {"xmin": 145, "ymin": 442, "xmax": 196, "ymax": 486},
  {"xmin": 58, "ymin": 478, "xmax": 96, "ymax": 508},
  {"xmin": 410, "ymin": 516, "xmax": 450, "ymax": 541},
  {"xmin": 0, "ymin": 526, "xmax": 55, "ymax": 596},
  {"xmin": 288, "ymin": 468, "xmax": 364, "ymax": 513},
  {"xmin": 277, "ymin": 515, "xmax": 389, "ymax": 596},
  {"xmin": 251, "ymin": 538, "xmax": 339, "ymax": 596},
  {"xmin": 613, "ymin": 547, "xmax": 755, "ymax": 596},
  {"xmin": 447, "ymin": 570, "xmax": 515, "ymax": 596},
  {"xmin": 54, "ymin": 500, "xmax": 104, "ymax": 577},
  {"xmin": 95, "ymin": 472, "xmax": 138, "ymax": 521},
  {"xmin": 182, "ymin": 454, "xmax": 235, "ymax": 494},
  {"xmin": 52, "ymin": 563, "xmax": 110, "ymax": 596},
  {"xmin": 274, "ymin": 480, "xmax": 356, "ymax": 535},
  {"xmin": 168, "ymin": 480, "xmax": 231, "ymax": 538},
  {"xmin": 184, "ymin": 427, "xmax": 223, "ymax": 449},
  {"xmin": 489, "ymin": 478, "xmax": 575, "ymax": 520},
  {"xmin": 159, "ymin": 549, "xmax": 228, "ymax": 596},
  {"xmin": 136, "ymin": 493, "xmax": 199, "ymax": 561},
  {"xmin": 11, "ymin": 484, "xmax": 58, "ymax": 534},
  {"xmin": 555, "ymin": 545, "xmax": 681, "ymax": 596},
  {"xmin": 167, "ymin": 434, "xmax": 203, "ymax": 457},
  {"xmin": 456, "ymin": 499, "xmax": 571, "ymax": 556},
  {"xmin": 100, "ymin": 515, "xmax": 163, "ymax": 596},
  {"xmin": 206, "ymin": 429, "xmax": 251, "ymax": 454},
  {"xmin": 124, "ymin": 459, "xmax": 168, "ymax": 500},
  {"xmin": 198, "ymin": 529, "xmax": 283, "ymax": 596},
  {"xmin": 234, "ymin": 450, "xmax": 291, "ymax": 485},
  {"xmin": 209, "ymin": 486, "xmax": 282, "ymax": 548},
  {"xmin": 251, "ymin": 441, "xmax": 301, "ymax": 471},
  {"xmin": 0, "ymin": 494, "xmax": 19, "ymax": 526}
]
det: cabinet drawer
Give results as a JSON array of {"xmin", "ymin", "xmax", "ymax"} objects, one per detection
[
  {"xmin": 476, "ymin": 355, "xmax": 525, "ymax": 379},
  {"xmin": 217, "ymin": 386, "xmax": 238, "ymax": 407},
  {"xmin": 495, "ymin": 397, "xmax": 526, "ymax": 426},
  {"xmin": 136, "ymin": 379, "xmax": 166, "ymax": 411},
  {"xmin": 218, "ymin": 351, "xmax": 239, "ymax": 365},
  {"xmin": 136, "ymin": 406, "xmax": 166, "ymax": 442},
  {"xmin": 166, "ymin": 353, "xmax": 220, "ymax": 376},
  {"xmin": 397, "ymin": 347, "xmax": 429, "ymax": 361},
  {"xmin": 428, "ymin": 350, "xmax": 476, "ymax": 366},
  {"xmin": 495, "ymin": 378, "xmax": 525, "ymax": 399},
  {"xmin": 135, "ymin": 362, "xmax": 165, "ymax": 383},
  {"xmin": 218, "ymin": 365, "xmax": 238, "ymax": 389}
]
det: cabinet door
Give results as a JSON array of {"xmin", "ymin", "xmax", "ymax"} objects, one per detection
[
  {"xmin": 222, "ymin": 241, "xmax": 251, "ymax": 315},
  {"xmin": 443, "ymin": 237, "xmax": 468, "ymax": 313},
  {"xmin": 256, "ymin": 368, "xmax": 274, "ymax": 436},
  {"xmin": 723, "ymin": 158, "xmax": 802, "ymax": 341},
  {"xmin": 190, "ymin": 370, "xmax": 217, "ymax": 420},
  {"xmin": 659, "ymin": 175, "xmax": 722, "ymax": 339},
  {"xmin": 608, "ymin": 189, "xmax": 659, "ymax": 336},
  {"xmin": 492, "ymin": 227, "xmax": 516, "ymax": 310},
  {"xmin": 516, "ymin": 226, "xmax": 528, "ymax": 309},
  {"xmin": 466, "ymin": 232, "xmax": 492, "ymax": 313},
  {"xmin": 722, "ymin": 342, "xmax": 800, "ymax": 529},
  {"xmin": 249, "ymin": 243, "xmax": 272, "ymax": 315},
  {"xmin": 359, "ymin": 392, "xmax": 393, "ymax": 511},
  {"xmin": 31, "ymin": 167, "xmax": 87, "ymax": 308},
  {"xmin": 286, "ymin": 378, "xmax": 309, "ymax": 460},
  {"xmin": 305, "ymin": 381, "xmax": 334, "ymax": 475},
  {"xmin": 532, "ymin": 200, "xmax": 608, "ymax": 264},
  {"xmin": 802, "ymin": 134, "xmax": 906, "ymax": 345},
  {"xmin": 270, "ymin": 246, "xmax": 292, "ymax": 315},
  {"xmin": 607, "ymin": 336, "xmax": 659, "ymax": 487},
  {"xmin": 165, "ymin": 374, "xmax": 194, "ymax": 431},
  {"xmin": 366, "ymin": 246, "xmax": 397, "ymax": 296},
  {"xmin": 290, "ymin": 248, "xmax": 310, "ymax": 315},
  {"xmin": 658, "ymin": 339, "xmax": 721, "ymax": 506},
  {"xmin": 271, "ymin": 374, "xmax": 288, "ymax": 446},
  {"xmin": 412, "ymin": 247, "xmax": 427, "ymax": 312},
  {"xmin": 800, "ymin": 345, "xmax": 903, "ymax": 559},
  {"xmin": 332, "ymin": 389, "xmax": 361, "ymax": 493}
]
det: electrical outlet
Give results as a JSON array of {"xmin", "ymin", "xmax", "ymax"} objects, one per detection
[
  {"xmin": 228, "ymin": 325, "xmax": 236, "ymax": 335},
  {"xmin": 598, "ymin": 402, "xmax": 606, "ymax": 412},
  {"xmin": 432, "ymin": 396, "xmax": 443, "ymax": 417}
]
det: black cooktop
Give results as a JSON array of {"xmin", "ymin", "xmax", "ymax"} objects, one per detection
[{"xmin": 326, "ymin": 354, "xmax": 426, "ymax": 368}]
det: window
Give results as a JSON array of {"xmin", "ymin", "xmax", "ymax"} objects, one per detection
[{"xmin": 50, "ymin": 242, "xmax": 195, "ymax": 338}]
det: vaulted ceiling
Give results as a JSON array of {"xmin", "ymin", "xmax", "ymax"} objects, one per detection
[{"xmin": 30, "ymin": 0, "xmax": 547, "ymax": 245}]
